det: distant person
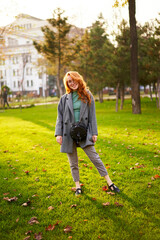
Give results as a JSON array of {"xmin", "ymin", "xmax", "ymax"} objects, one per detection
[
  {"xmin": 2, "ymin": 88, "xmax": 10, "ymax": 108},
  {"xmin": 55, "ymin": 71, "xmax": 120, "ymax": 195}
]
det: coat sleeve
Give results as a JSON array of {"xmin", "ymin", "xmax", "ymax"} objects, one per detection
[
  {"xmin": 89, "ymin": 94, "xmax": 98, "ymax": 136},
  {"xmin": 55, "ymin": 97, "xmax": 63, "ymax": 137}
]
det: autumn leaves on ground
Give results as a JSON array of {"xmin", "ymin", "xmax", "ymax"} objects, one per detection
[{"xmin": 0, "ymin": 98, "xmax": 160, "ymax": 240}]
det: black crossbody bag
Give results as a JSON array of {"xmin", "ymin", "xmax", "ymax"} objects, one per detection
[
  {"xmin": 70, "ymin": 121, "xmax": 87, "ymax": 143},
  {"xmin": 70, "ymin": 102, "xmax": 88, "ymax": 143}
]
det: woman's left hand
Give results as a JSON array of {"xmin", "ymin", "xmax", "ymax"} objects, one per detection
[{"xmin": 92, "ymin": 135, "xmax": 97, "ymax": 143}]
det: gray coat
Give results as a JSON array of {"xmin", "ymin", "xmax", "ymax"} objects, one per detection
[{"xmin": 55, "ymin": 92, "xmax": 98, "ymax": 153}]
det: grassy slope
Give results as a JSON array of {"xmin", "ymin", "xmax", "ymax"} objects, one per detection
[{"xmin": 0, "ymin": 98, "xmax": 160, "ymax": 240}]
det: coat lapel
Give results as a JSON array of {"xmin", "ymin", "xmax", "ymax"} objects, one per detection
[
  {"xmin": 67, "ymin": 93, "xmax": 74, "ymax": 117},
  {"xmin": 79, "ymin": 101, "xmax": 87, "ymax": 121}
]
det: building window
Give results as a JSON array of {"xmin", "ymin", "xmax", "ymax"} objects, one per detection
[
  {"xmin": 12, "ymin": 56, "xmax": 19, "ymax": 64},
  {"xmin": 31, "ymin": 80, "xmax": 33, "ymax": 87},
  {"xmin": 13, "ymin": 70, "xmax": 16, "ymax": 76},
  {"xmin": 0, "ymin": 58, "xmax": 5, "ymax": 65},
  {"xmin": 8, "ymin": 37, "xmax": 18, "ymax": 46},
  {"xmin": 0, "ymin": 70, "xmax": 3, "ymax": 79},
  {"xmin": 26, "ymin": 68, "xmax": 29, "ymax": 75},
  {"xmin": 30, "ymin": 68, "xmax": 32, "ymax": 75},
  {"xmin": 38, "ymin": 72, "xmax": 42, "ymax": 79},
  {"xmin": 14, "ymin": 81, "xmax": 16, "ymax": 88},
  {"xmin": 27, "ymin": 80, "xmax": 29, "ymax": 87}
]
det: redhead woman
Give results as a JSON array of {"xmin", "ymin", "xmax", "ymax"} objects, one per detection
[{"xmin": 55, "ymin": 71, "xmax": 120, "ymax": 195}]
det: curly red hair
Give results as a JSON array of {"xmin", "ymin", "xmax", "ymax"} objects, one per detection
[{"xmin": 63, "ymin": 71, "xmax": 91, "ymax": 105}]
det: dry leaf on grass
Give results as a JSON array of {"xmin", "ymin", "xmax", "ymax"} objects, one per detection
[
  {"xmin": 28, "ymin": 217, "xmax": 39, "ymax": 225},
  {"xmin": 64, "ymin": 226, "xmax": 72, "ymax": 233},
  {"xmin": 3, "ymin": 196, "xmax": 18, "ymax": 202},
  {"xmin": 22, "ymin": 200, "xmax": 31, "ymax": 207},
  {"xmin": 48, "ymin": 206, "xmax": 54, "ymax": 210},
  {"xmin": 114, "ymin": 202, "xmax": 124, "ymax": 207},
  {"xmin": 106, "ymin": 192, "xmax": 115, "ymax": 195},
  {"xmin": 154, "ymin": 174, "xmax": 160, "ymax": 179},
  {"xmin": 23, "ymin": 236, "xmax": 31, "ymax": 240},
  {"xmin": 34, "ymin": 232, "xmax": 43, "ymax": 240},
  {"xmin": 102, "ymin": 202, "xmax": 110, "ymax": 206},
  {"xmin": 70, "ymin": 204, "xmax": 77, "ymax": 208},
  {"xmin": 102, "ymin": 186, "xmax": 108, "ymax": 192}
]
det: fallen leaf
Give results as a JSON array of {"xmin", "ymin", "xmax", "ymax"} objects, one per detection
[
  {"xmin": 106, "ymin": 192, "xmax": 115, "ymax": 195},
  {"xmin": 25, "ymin": 231, "xmax": 32, "ymax": 235},
  {"xmin": 28, "ymin": 217, "xmax": 39, "ymax": 225},
  {"xmin": 80, "ymin": 183, "xmax": 84, "ymax": 186},
  {"xmin": 45, "ymin": 224, "xmax": 55, "ymax": 231},
  {"xmin": 16, "ymin": 218, "xmax": 19, "ymax": 222},
  {"xmin": 3, "ymin": 196, "xmax": 18, "ymax": 202},
  {"xmin": 92, "ymin": 198, "xmax": 96, "ymax": 201},
  {"xmin": 3, "ymin": 192, "xmax": 10, "ymax": 196},
  {"xmin": 106, "ymin": 166, "xmax": 111, "ymax": 169},
  {"xmin": 83, "ymin": 219, "xmax": 88, "ymax": 221},
  {"xmin": 42, "ymin": 168, "xmax": 47, "ymax": 172},
  {"xmin": 64, "ymin": 225, "xmax": 72, "ymax": 233},
  {"xmin": 154, "ymin": 174, "xmax": 160, "ymax": 179},
  {"xmin": 34, "ymin": 232, "xmax": 43, "ymax": 240},
  {"xmin": 102, "ymin": 186, "xmax": 108, "ymax": 192},
  {"xmin": 70, "ymin": 204, "xmax": 77, "ymax": 208},
  {"xmin": 102, "ymin": 202, "xmax": 110, "ymax": 206},
  {"xmin": 25, "ymin": 171, "xmax": 29, "ymax": 175},
  {"xmin": 71, "ymin": 187, "xmax": 76, "ymax": 192},
  {"xmin": 48, "ymin": 206, "xmax": 54, "ymax": 210},
  {"xmin": 83, "ymin": 164, "xmax": 88, "ymax": 167},
  {"xmin": 68, "ymin": 237, "xmax": 72, "ymax": 239},
  {"xmin": 114, "ymin": 202, "xmax": 124, "ymax": 207},
  {"xmin": 23, "ymin": 236, "xmax": 31, "ymax": 240},
  {"xmin": 22, "ymin": 200, "xmax": 31, "ymax": 207}
]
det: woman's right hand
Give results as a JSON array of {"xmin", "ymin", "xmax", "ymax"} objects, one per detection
[{"xmin": 56, "ymin": 136, "xmax": 63, "ymax": 145}]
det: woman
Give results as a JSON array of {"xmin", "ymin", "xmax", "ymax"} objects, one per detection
[{"xmin": 55, "ymin": 71, "xmax": 120, "ymax": 195}]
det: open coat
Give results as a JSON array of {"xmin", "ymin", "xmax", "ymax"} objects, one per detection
[{"xmin": 55, "ymin": 92, "xmax": 98, "ymax": 153}]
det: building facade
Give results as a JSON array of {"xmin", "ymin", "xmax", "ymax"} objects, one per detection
[{"xmin": 0, "ymin": 14, "xmax": 50, "ymax": 97}]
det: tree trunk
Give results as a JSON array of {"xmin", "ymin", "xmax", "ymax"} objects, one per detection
[
  {"xmin": 98, "ymin": 90, "xmax": 103, "ymax": 103},
  {"xmin": 149, "ymin": 84, "xmax": 153, "ymax": 101},
  {"xmin": 157, "ymin": 78, "xmax": 160, "ymax": 109},
  {"xmin": 120, "ymin": 84, "xmax": 125, "ymax": 110},
  {"xmin": 57, "ymin": 63, "xmax": 63, "ymax": 98},
  {"xmin": 128, "ymin": 0, "xmax": 141, "ymax": 114},
  {"xmin": 116, "ymin": 82, "xmax": 120, "ymax": 112}
]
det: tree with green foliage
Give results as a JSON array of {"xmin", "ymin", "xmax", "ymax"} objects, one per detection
[
  {"xmin": 113, "ymin": 20, "xmax": 130, "ymax": 110},
  {"xmin": 33, "ymin": 8, "xmax": 74, "ymax": 97},
  {"xmin": 154, "ymin": 14, "xmax": 160, "ymax": 109},
  {"xmin": 72, "ymin": 29, "xmax": 91, "ymax": 83}
]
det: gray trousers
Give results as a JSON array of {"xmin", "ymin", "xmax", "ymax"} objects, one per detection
[{"xmin": 67, "ymin": 142, "xmax": 108, "ymax": 182}]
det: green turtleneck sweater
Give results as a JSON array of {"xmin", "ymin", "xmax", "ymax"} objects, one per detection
[{"xmin": 72, "ymin": 91, "xmax": 81, "ymax": 122}]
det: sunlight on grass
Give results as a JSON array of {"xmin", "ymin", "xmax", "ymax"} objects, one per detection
[{"xmin": 0, "ymin": 98, "xmax": 160, "ymax": 240}]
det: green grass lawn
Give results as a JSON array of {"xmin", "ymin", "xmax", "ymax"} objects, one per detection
[{"xmin": 0, "ymin": 97, "xmax": 160, "ymax": 240}]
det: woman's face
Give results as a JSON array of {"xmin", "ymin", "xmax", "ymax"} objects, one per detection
[{"xmin": 67, "ymin": 75, "xmax": 79, "ymax": 91}]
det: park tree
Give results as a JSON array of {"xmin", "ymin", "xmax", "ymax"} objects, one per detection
[
  {"xmin": 114, "ymin": 0, "xmax": 141, "ymax": 114},
  {"xmin": 73, "ymin": 30, "xmax": 91, "ymax": 82},
  {"xmin": 86, "ymin": 15, "xmax": 113, "ymax": 102},
  {"xmin": 114, "ymin": 20, "xmax": 130, "ymax": 110},
  {"xmin": 33, "ymin": 8, "xmax": 74, "ymax": 97},
  {"xmin": 154, "ymin": 14, "xmax": 160, "ymax": 109}
]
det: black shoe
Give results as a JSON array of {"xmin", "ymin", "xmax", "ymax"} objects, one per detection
[
  {"xmin": 109, "ymin": 183, "xmax": 120, "ymax": 193},
  {"xmin": 75, "ymin": 188, "xmax": 82, "ymax": 196}
]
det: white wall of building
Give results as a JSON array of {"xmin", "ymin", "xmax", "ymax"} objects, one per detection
[{"xmin": 0, "ymin": 14, "xmax": 49, "ymax": 96}]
